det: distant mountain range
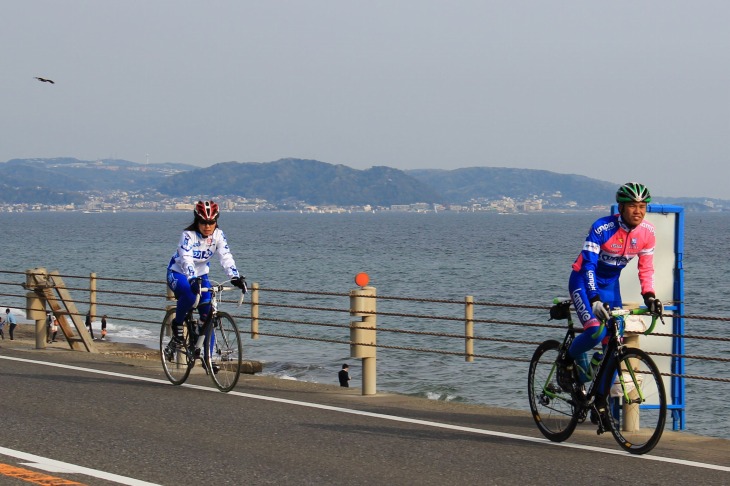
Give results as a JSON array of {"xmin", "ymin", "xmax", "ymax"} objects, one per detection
[
  {"xmin": 156, "ymin": 159, "xmax": 442, "ymax": 206},
  {"xmin": 0, "ymin": 157, "xmax": 725, "ymax": 210}
]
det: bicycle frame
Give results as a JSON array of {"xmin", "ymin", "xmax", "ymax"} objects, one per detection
[
  {"xmin": 551, "ymin": 305, "xmax": 660, "ymax": 404},
  {"xmin": 160, "ymin": 280, "xmax": 244, "ymax": 392},
  {"xmin": 189, "ymin": 284, "xmax": 245, "ymax": 347},
  {"xmin": 529, "ymin": 300, "xmax": 667, "ymax": 454}
]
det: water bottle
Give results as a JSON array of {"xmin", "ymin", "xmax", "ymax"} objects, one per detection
[
  {"xmin": 576, "ymin": 352, "xmax": 591, "ymax": 383},
  {"xmin": 194, "ymin": 320, "xmax": 205, "ymax": 350},
  {"xmin": 195, "ymin": 334, "xmax": 206, "ymax": 351},
  {"xmin": 589, "ymin": 350, "xmax": 604, "ymax": 380}
]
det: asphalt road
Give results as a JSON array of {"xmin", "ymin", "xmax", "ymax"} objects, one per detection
[{"xmin": 1, "ymin": 344, "xmax": 728, "ymax": 485}]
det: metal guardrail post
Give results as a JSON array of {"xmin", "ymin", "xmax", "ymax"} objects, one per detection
[
  {"xmin": 350, "ymin": 273, "xmax": 376, "ymax": 396},
  {"xmin": 465, "ymin": 296, "xmax": 474, "ymax": 362},
  {"xmin": 251, "ymin": 282, "xmax": 259, "ymax": 340}
]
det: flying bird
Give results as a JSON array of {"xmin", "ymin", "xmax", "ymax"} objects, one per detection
[{"xmin": 34, "ymin": 77, "xmax": 55, "ymax": 84}]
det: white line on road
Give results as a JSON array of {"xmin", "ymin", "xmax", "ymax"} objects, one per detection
[{"xmin": 0, "ymin": 445, "xmax": 160, "ymax": 485}]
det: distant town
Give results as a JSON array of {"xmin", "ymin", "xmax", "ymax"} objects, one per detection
[{"xmin": 0, "ymin": 190, "xmax": 613, "ymax": 214}]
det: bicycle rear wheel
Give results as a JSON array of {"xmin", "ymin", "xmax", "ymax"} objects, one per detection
[
  {"xmin": 160, "ymin": 309, "xmax": 194, "ymax": 385},
  {"xmin": 605, "ymin": 347, "xmax": 667, "ymax": 454},
  {"xmin": 205, "ymin": 311, "xmax": 242, "ymax": 392},
  {"xmin": 528, "ymin": 339, "xmax": 580, "ymax": 442}
]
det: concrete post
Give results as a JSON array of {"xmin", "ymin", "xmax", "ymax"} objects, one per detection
[
  {"xmin": 350, "ymin": 285, "xmax": 376, "ymax": 396},
  {"xmin": 165, "ymin": 283, "xmax": 176, "ymax": 313},
  {"xmin": 25, "ymin": 268, "xmax": 49, "ymax": 349},
  {"xmin": 26, "ymin": 291, "xmax": 46, "ymax": 349},
  {"xmin": 89, "ymin": 272, "xmax": 97, "ymax": 325},
  {"xmin": 622, "ymin": 303, "xmax": 641, "ymax": 432},
  {"xmin": 465, "ymin": 296, "xmax": 474, "ymax": 362}
]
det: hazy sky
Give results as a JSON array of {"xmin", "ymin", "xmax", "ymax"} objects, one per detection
[{"xmin": 2, "ymin": 1, "xmax": 728, "ymax": 198}]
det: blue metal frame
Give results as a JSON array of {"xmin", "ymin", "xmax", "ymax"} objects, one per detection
[{"xmin": 612, "ymin": 203, "xmax": 685, "ymax": 430}]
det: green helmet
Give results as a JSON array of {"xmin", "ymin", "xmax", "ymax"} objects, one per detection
[{"xmin": 616, "ymin": 182, "xmax": 651, "ymax": 203}]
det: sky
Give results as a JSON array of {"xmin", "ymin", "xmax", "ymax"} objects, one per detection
[{"xmin": 2, "ymin": 1, "xmax": 729, "ymax": 199}]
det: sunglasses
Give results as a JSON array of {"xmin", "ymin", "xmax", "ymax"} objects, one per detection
[{"xmin": 199, "ymin": 219, "xmax": 217, "ymax": 226}]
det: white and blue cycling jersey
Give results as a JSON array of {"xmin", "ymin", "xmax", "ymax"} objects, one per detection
[
  {"xmin": 167, "ymin": 228, "xmax": 240, "ymax": 281},
  {"xmin": 167, "ymin": 228, "xmax": 241, "ymax": 327}
]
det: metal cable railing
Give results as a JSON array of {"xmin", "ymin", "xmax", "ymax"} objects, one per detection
[{"xmin": 3, "ymin": 269, "xmax": 728, "ymax": 384}]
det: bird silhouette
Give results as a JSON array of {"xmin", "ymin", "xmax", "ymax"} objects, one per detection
[{"xmin": 34, "ymin": 77, "xmax": 55, "ymax": 84}]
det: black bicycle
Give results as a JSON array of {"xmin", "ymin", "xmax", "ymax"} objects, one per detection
[
  {"xmin": 527, "ymin": 299, "xmax": 667, "ymax": 454},
  {"xmin": 160, "ymin": 280, "xmax": 244, "ymax": 392}
]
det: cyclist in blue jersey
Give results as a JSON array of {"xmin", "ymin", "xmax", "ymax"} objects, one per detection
[
  {"xmin": 165, "ymin": 200, "xmax": 247, "ymax": 357},
  {"xmin": 558, "ymin": 183, "xmax": 663, "ymax": 423}
]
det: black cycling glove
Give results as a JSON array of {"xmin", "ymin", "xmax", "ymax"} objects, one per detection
[
  {"xmin": 643, "ymin": 293, "xmax": 663, "ymax": 314},
  {"xmin": 231, "ymin": 276, "xmax": 247, "ymax": 294},
  {"xmin": 188, "ymin": 277, "xmax": 201, "ymax": 295}
]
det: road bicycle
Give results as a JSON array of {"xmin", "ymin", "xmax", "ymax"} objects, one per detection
[
  {"xmin": 527, "ymin": 299, "xmax": 667, "ymax": 454},
  {"xmin": 160, "ymin": 280, "xmax": 244, "ymax": 392}
]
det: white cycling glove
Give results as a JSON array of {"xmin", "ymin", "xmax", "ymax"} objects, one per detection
[{"xmin": 591, "ymin": 300, "xmax": 611, "ymax": 321}]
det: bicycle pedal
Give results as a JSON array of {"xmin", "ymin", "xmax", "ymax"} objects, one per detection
[{"xmin": 593, "ymin": 408, "xmax": 612, "ymax": 434}]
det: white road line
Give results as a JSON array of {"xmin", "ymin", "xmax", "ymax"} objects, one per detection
[
  {"xmin": 0, "ymin": 445, "xmax": 160, "ymax": 485},
  {"xmin": 3, "ymin": 355, "xmax": 730, "ymax": 474}
]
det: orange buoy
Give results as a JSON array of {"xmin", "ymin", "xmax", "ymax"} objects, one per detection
[{"xmin": 354, "ymin": 272, "xmax": 369, "ymax": 287}]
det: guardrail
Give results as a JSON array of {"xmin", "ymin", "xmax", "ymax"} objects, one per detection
[{"xmin": 2, "ymin": 268, "xmax": 729, "ymax": 428}]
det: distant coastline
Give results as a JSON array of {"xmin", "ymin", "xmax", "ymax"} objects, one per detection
[{"xmin": 3, "ymin": 157, "xmax": 728, "ymax": 213}]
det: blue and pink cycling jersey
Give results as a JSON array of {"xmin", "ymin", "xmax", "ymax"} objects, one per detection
[{"xmin": 568, "ymin": 213, "xmax": 655, "ymax": 360}]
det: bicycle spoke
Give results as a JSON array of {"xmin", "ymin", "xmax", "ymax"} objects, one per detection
[
  {"xmin": 160, "ymin": 310, "xmax": 194, "ymax": 385},
  {"xmin": 606, "ymin": 348, "xmax": 667, "ymax": 454},
  {"xmin": 528, "ymin": 340, "xmax": 579, "ymax": 442},
  {"xmin": 207, "ymin": 312, "xmax": 242, "ymax": 392}
]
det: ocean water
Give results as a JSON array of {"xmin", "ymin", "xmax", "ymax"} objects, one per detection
[{"xmin": 2, "ymin": 210, "xmax": 728, "ymax": 439}]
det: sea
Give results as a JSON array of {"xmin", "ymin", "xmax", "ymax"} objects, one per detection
[{"xmin": 3, "ymin": 210, "xmax": 729, "ymax": 440}]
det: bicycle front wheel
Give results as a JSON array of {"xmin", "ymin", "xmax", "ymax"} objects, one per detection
[
  {"xmin": 605, "ymin": 347, "xmax": 667, "ymax": 454},
  {"xmin": 205, "ymin": 311, "xmax": 242, "ymax": 392},
  {"xmin": 528, "ymin": 339, "xmax": 579, "ymax": 442},
  {"xmin": 160, "ymin": 309, "xmax": 193, "ymax": 385}
]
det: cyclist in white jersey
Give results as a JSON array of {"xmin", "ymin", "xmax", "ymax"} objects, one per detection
[{"xmin": 165, "ymin": 200, "xmax": 247, "ymax": 353}]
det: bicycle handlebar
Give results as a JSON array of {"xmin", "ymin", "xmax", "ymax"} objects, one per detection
[
  {"xmin": 610, "ymin": 307, "xmax": 665, "ymax": 335},
  {"xmin": 552, "ymin": 298, "xmax": 665, "ymax": 335},
  {"xmin": 191, "ymin": 282, "xmax": 246, "ymax": 308}
]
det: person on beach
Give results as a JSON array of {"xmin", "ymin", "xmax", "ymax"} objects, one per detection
[
  {"xmin": 164, "ymin": 200, "xmax": 247, "ymax": 359},
  {"xmin": 85, "ymin": 310, "xmax": 95, "ymax": 340},
  {"xmin": 101, "ymin": 315, "xmax": 108, "ymax": 340},
  {"xmin": 0, "ymin": 315, "xmax": 4, "ymax": 340},
  {"xmin": 338, "ymin": 364, "xmax": 351, "ymax": 387},
  {"xmin": 557, "ymin": 182, "xmax": 662, "ymax": 425},
  {"xmin": 50, "ymin": 315, "xmax": 59, "ymax": 343},
  {"xmin": 46, "ymin": 312, "xmax": 53, "ymax": 343},
  {"xmin": 5, "ymin": 308, "xmax": 17, "ymax": 340}
]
